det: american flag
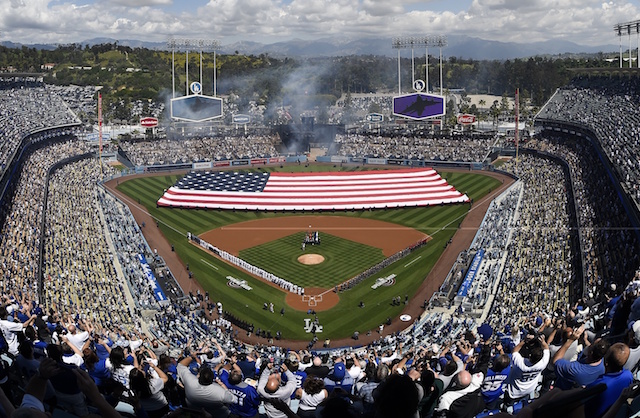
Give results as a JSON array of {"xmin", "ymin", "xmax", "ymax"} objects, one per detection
[{"xmin": 157, "ymin": 168, "xmax": 469, "ymax": 211}]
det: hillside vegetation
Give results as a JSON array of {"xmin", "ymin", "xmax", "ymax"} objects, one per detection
[{"xmin": 0, "ymin": 43, "xmax": 613, "ymax": 115}]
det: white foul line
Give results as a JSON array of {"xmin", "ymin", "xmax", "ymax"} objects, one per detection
[
  {"xmin": 200, "ymin": 259, "xmax": 219, "ymax": 270},
  {"xmin": 404, "ymin": 256, "xmax": 421, "ymax": 268}
]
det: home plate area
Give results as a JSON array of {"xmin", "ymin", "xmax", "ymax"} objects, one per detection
[
  {"xmin": 286, "ymin": 287, "xmax": 339, "ymax": 311},
  {"xmin": 302, "ymin": 294, "xmax": 323, "ymax": 307}
]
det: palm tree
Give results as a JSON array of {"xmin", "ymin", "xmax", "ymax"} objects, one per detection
[{"xmin": 490, "ymin": 100, "xmax": 501, "ymax": 128}]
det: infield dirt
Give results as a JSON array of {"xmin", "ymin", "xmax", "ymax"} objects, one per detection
[{"xmin": 199, "ymin": 215, "xmax": 427, "ymax": 257}]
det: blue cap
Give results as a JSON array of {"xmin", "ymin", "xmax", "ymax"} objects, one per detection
[
  {"xmin": 333, "ymin": 362, "xmax": 345, "ymax": 380},
  {"xmin": 477, "ymin": 324, "xmax": 493, "ymax": 341}
]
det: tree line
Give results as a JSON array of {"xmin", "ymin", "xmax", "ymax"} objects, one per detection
[{"xmin": 0, "ymin": 43, "xmax": 620, "ymax": 119}]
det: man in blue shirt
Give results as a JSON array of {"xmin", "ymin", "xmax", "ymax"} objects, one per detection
[
  {"xmin": 584, "ymin": 342, "xmax": 634, "ymax": 418},
  {"xmin": 553, "ymin": 325, "xmax": 608, "ymax": 390},
  {"xmin": 323, "ymin": 361, "xmax": 354, "ymax": 395},
  {"xmin": 237, "ymin": 352, "xmax": 257, "ymax": 379},
  {"xmin": 225, "ymin": 369, "xmax": 260, "ymax": 418},
  {"xmin": 481, "ymin": 353, "xmax": 511, "ymax": 409}
]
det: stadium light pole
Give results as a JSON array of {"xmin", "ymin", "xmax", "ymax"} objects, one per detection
[
  {"xmin": 214, "ymin": 49, "xmax": 217, "ymax": 96},
  {"xmin": 425, "ymin": 45, "xmax": 429, "ymax": 92},
  {"xmin": 168, "ymin": 38, "xmax": 177, "ymax": 99},
  {"xmin": 392, "ymin": 35, "xmax": 446, "ymax": 94},
  {"xmin": 186, "ymin": 48, "xmax": 189, "ymax": 95},
  {"xmin": 397, "ymin": 48, "xmax": 401, "ymax": 95},
  {"xmin": 614, "ymin": 20, "xmax": 640, "ymax": 69},
  {"xmin": 627, "ymin": 26, "xmax": 631, "ymax": 68},
  {"xmin": 167, "ymin": 37, "xmax": 220, "ymax": 96}
]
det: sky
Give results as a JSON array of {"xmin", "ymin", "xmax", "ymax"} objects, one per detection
[{"xmin": 1, "ymin": 0, "xmax": 639, "ymax": 48}]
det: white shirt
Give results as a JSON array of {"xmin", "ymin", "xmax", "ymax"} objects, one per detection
[
  {"xmin": 298, "ymin": 389, "xmax": 327, "ymax": 411},
  {"xmin": 436, "ymin": 372, "xmax": 484, "ymax": 411},
  {"xmin": 106, "ymin": 359, "xmax": 135, "ymax": 389},
  {"xmin": 66, "ymin": 330, "xmax": 90, "ymax": 352},
  {"xmin": 505, "ymin": 349, "xmax": 550, "ymax": 399},
  {"xmin": 0, "ymin": 319, "xmax": 24, "ymax": 355},
  {"xmin": 348, "ymin": 365, "xmax": 364, "ymax": 381},
  {"xmin": 62, "ymin": 353, "xmax": 84, "ymax": 367},
  {"xmin": 624, "ymin": 346, "xmax": 640, "ymax": 372}
]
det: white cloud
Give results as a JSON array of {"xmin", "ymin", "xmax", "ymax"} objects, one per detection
[
  {"xmin": 107, "ymin": 0, "xmax": 172, "ymax": 5},
  {"xmin": 0, "ymin": 0, "xmax": 639, "ymax": 48}
]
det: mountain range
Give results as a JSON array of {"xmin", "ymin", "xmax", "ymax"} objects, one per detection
[{"xmin": 1, "ymin": 35, "xmax": 619, "ymax": 60}]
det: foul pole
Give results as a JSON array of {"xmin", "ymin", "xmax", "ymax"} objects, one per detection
[
  {"xmin": 515, "ymin": 88, "xmax": 519, "ymax": 175},
  {"xmin": 98, "ymin": 93, "xmax": 103, "ymax": 176}
]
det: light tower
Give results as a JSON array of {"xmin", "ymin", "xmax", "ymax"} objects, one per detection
[
  {"xmin": 614, "ymin": 20, "xmax": 640, "ymax": 69},
  {"xmin": 392, "ymin": 35, "xmax": 448, "ymax": 129},
  {"xmin": 392, "ymin": 35, "xmax": 447, "ymax": 95},
  {"xmin": 167, "ymin": 38, "xmax": 221, "ymax": 98}
]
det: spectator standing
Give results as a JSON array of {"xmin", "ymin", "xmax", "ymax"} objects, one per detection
[
  {"xmin": 225, "ymin": 368, "xmax": 260, "ymax": 418},
  {"xmin": 296, "ymin": 376, "xmax": 328, "ymax": 418},
  {"xmin": 503, "ymin": 336, "xmax": 550, "ymax": 407},
  {"xmin": 177, "ymin": 349, "xmax": 237, "ymax": 418},
  {"xmin": 553, "ymin": 325, "xmax": 608, "ymax": 390},
  {"xmin": 257, "ymin": 362, "xmax": 297, "ymax": 418}
]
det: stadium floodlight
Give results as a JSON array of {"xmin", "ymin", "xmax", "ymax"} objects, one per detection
[
  {"xmin": 614, "ymin": 20, "xmax": 640, "ymax": 69},
  {"xmin": 392, "ymin": 35, "xmax": 447, "ymax": 49},
  {"xmin": 167, "ymin": 37, "xmax": 220, "ymax": 51},
  {"xmin": 392, "ymin": 34, "xmax": 447, "ymax": 100},
  {"xmin": 168, "ymin": 37, "xmax": 221, "ymax": 99}
]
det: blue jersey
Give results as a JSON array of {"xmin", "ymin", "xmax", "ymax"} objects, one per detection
[
  {"xmin": 226, "ymin": 381, "xmax": 260, "ymax": 417},
  {"xmin": 282, "ymin": 369, "xmax": 307, "ymax": 398},
  {"xmin": 481, "ymin": 365, "xmax": 510, "ymax": 404},
  {"xmin": 95, "ymin": 339, "xmax": 113, "ymax": 360},
  {"xmin": 86, "ymin": 358, "xmax": 112, "ymax": 387}
]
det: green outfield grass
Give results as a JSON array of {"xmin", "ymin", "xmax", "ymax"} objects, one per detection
[
  {"xmin": 116, "ymin": 165, "xmax": 502, "ymax": 341},
  {"xmin": 240, "ymin": 232, "xmax": 385, "ymax": 289}
]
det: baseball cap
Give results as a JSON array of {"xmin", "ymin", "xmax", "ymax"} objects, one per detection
[
  {"xmin": 477, "ymin": 324, "xmax": 493, "ymax": 341},
  {"xmin": 333, "ymin": 362, "xmax": 346, "ymax": 380}
]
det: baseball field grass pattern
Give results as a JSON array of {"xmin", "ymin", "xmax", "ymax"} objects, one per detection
[{"xmin": 117, "ymin": 167, "xmax": 501, "ymax": 340}]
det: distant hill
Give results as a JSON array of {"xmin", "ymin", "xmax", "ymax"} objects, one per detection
[{"xmin": 1, "ymin": 36, "xmax": 618, "ymax": 60}]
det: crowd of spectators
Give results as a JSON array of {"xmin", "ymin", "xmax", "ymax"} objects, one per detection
[
  {"xmin": 46, "ymin": 85, "xmax": 98, "ymax": 124},
  {"xmin": 330, "ymin": 94, "xmax": 394, "ymax": 123},
  {"xmin": 536, "ymin": 76, "xmax": 640, "ymax": 210},
  {"xmin": 516, "ymin": 134, "xmax": 640, "ymax": 297},
  {"xmin": 333, "ymin": 133, "xmax": 496, "ymax": 162},
  {"xmin": 119, "ymin": 135, "xmax": 280, "ymax": 166},
  {"xmin": 0, "ymin": 78, "xmax": 638, "ymax": 417},
  {"xmin": 0, "ymin": 82, "xmax": 80, "ymax": 173},
  {"xmin": 42, "ymin": 158, "xmax": 139, "ymax": 329}
]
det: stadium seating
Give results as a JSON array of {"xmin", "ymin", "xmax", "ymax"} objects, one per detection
[{"xmin": 0, "ymin": 76, "xmax": 638, "ymax": 417}]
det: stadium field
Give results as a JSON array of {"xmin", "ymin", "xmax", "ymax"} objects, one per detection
[
  {"xmin": 116, "ymin": 165, "xmax": 502, "ymax": 341},
  {"xmin": 240, "ymin": 232, "xmax": 385, "ymax": 289}
]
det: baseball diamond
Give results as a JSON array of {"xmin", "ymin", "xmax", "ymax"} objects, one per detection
[{"xmin": 113, "ymin": 166, "xmax": 504, "ymax": 342}]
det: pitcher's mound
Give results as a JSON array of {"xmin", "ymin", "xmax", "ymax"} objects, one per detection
[{"xmin": 298, "ymin": 254, "xmax": 325, "ymax": 265}]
